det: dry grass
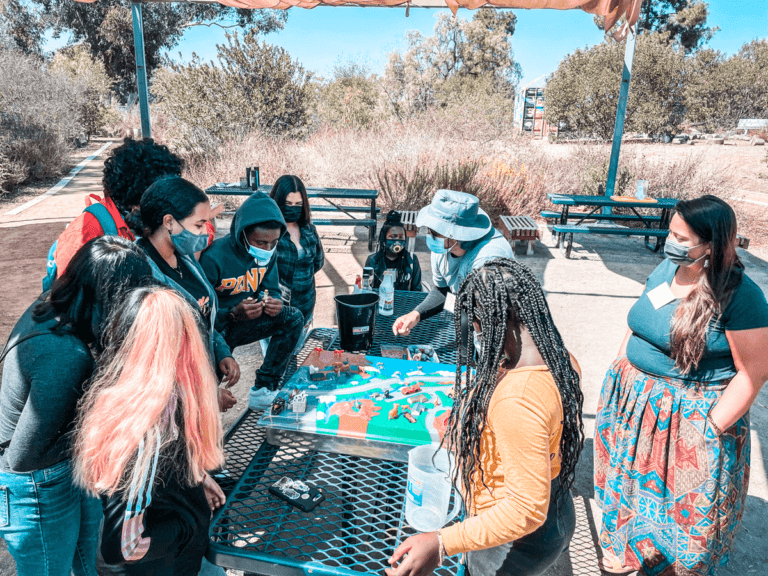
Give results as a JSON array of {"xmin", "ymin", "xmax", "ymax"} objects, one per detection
[{"xmin": 177, "ymin": 116, "xmax": 753, "ymax": 240}]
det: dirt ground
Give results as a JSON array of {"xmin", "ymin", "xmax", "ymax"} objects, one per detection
[{"xmin": 0, "ymin": 141, "xmax": 767, "ymax": 576}]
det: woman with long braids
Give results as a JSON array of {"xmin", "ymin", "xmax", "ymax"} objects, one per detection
[
  {"xmin": 595, "ymin": 196, "xmax": 768, "ymax": 575},
  {"xmin": 387, "ymin": 258, "xmax": 584, "ymax": 576},
  {"xmin": 364, "ymin": 210, "xmax": 422, "ymax": 291},
  {"xmin": 74, "ymin": 286, "xmax": 226, "ymax": 575}
]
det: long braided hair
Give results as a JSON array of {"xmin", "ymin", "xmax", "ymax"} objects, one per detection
[{"xmin": 445, "ymin": 258, "xmax": 584, "ymax": 506}]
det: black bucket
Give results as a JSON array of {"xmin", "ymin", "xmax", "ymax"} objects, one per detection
[{"xmin": 335, "ymin": 292, "xmax": 379, "ymax": 352}]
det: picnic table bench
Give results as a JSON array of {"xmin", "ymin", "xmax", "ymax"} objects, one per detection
[
  {"xmin": 544, "ymin": 194, "xmax": 679, "ymax": 259},
  {"xmin": 499, "ymin": 215, "xmax": 540, "ymax": 255},
  {"xmin": 206, "ymin": 184, "xmax": 380, "ymax": 250}
]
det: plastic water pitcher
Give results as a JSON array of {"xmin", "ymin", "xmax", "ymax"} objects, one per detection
[
  {"xmin": 405, "ymin": 445, "xmax": 461, "ymax": 532},
  {"xmin": 379, "ymin": 271, "xmax": 394, "ymax": 316}
]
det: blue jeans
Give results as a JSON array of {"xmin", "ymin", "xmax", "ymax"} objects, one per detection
[{"xmin": 0, "ymin": 459, "xmax": 102, "ymax": 576}]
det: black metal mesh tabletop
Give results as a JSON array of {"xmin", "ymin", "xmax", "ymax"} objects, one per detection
[
  {"xmin": 330, "ymin": 290, "xmax": 457, "ymax": 364},
  {"xmin": 210, "ymin": 321, "xmax": 463, "ymax": 575}
]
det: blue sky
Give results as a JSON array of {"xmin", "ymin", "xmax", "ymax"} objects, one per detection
[{"xmin": 46, "ymin": 1, "xmax": 767, "ymax": 88}]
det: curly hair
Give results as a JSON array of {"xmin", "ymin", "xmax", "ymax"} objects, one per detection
[
  {"xmin": 446, "ymin": 258, "xmax": 584, "ymax": 506},
  {"xmin": 102, "ymin": 138, "xmax": 183, "ymax": 216}
]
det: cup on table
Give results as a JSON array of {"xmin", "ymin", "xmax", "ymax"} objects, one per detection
[
  {"xmin": 636, "ymin": 179, "xmax": 649, "ymax": 199},
  {"xmin": 239, "ymin": 177, "xmax": 248, "ymax": 189}
]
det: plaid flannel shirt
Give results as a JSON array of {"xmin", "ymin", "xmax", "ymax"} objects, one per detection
[{"xmin": 274, "ymin": 223, "xmax": 324, "ymax": 323}]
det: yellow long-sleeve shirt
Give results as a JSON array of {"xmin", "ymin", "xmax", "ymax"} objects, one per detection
[{"xmin": 440, "ymin": 366, "xmax": 564, "ymax": 556}]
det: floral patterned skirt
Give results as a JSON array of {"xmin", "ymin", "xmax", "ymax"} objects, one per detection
[{"xmin": 594, "ymin": 357, "xmax": 750, "ymax": 576}]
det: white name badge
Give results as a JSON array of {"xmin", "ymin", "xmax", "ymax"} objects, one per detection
[
  {"xmin": 444, "ymin": 292, "xmax": 456, "ymax": 314},
  {"xmin": 646, "ymin": 282, "xmax": 677, "ymax": 310}
]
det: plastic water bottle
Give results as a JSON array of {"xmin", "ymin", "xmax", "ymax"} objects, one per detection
[{"xmin": 379, "ymin": 271, "xmax": 394, "ymax": 316}]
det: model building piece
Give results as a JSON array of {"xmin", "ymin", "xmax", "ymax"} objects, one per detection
[
  {"xmin": 389, "ymin": 403, "xmax": 399, "ymax": 420},
  {"xmin": 407, "ymin": 394, "xmax": 429, "ymax": 405},
  {"xmin": 292, "ymin": 392, "xmax": 307, "ymax": 413}
]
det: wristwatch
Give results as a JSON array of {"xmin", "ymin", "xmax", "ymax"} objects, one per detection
[{"xmin": 227, "ymin": 311, "xmax": 237, "ymax": 323}]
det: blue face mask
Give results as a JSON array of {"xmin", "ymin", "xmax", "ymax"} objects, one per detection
[
  {"xmin": 664, "ymin": 239, "xmax": 706, "ymax": 267},
  {"xmin": 426, "ymin": 235, "xmax": 455, "ymax": 255},
  {"xmin": 171, "ymin": 225, "xmax": 209, "ymax": 256},
  {"xmin": 246, "ymin": 240, "xmax": 276, "ymax": 266}
]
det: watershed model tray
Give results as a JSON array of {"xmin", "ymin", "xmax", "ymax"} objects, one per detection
[{"xmin": 257, "ymin": 349, "xmax": 468, "ymax": 462}]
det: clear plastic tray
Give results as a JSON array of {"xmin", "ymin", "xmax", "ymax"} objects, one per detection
[{"xmin": 257, "ymin": 355, "xmax": 466, "ymax": 461}]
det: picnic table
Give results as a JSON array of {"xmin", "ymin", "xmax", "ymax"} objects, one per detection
[
  {"xmin": 207, "ymin": 291, "xmax": 462, "ymax": 576},
  {"xmin": 206, "ymin": 184, "xmax": 380, "ymax": 250},
  {"xmin": 543, "ymin": 194, "xmax": 679, "ymax": 258}
]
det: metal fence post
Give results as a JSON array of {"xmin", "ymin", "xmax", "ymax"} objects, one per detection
[
  {"xmin": 604, "ymin": 25, "xmax": 637, "ymax": 210},
  {"xmin": 131, "ymin": 2, "xmax": 152, "ymax": 139}
]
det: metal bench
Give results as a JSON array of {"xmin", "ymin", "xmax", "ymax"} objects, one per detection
[
  {"xmin": 205, "ymin": 184, "xmax": 380, "ymax": 250},
  {"xmin": 500, "ymin": 215, "xmax": 540, "ymax": 256},
  {"xmin": 554, "ymin": 223, "xmax": 669, "ymax": 259},
  {"xmin": 541, "ymin": 210, "xmax": 663, "ymax": 242}
]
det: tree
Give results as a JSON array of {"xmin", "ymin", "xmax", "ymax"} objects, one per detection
[
  {"xmin": 312, "ymin": 61, "xmax": 382, "ymax": 129},
  {"xmin": 597, "ymin": 0, "xmax": 717, "ymax": 53},
  {"xmin": 27, "ymin": 0, "xmax": 287, "ymax": 100},
  {"xmin": 153, "ymin": 32, "xmax": 312, "ymax": 153},
  {"xmin": 50, "ymin": 43, "xmax": 117, "ymax": 137},
  {"xmin": 0, "ymin": 0, "xmax": 45, "ymax": 55},
  {"xmin": 383, "ymin": 11, "xmax": 521, "ymax": 119},
  {"xmin": 684, "ymin": 40, "xmax": 768, "ymax": 130},
  {"xmin": 545, "ymin": 33, "xmax": 686, "ymax": 139}
]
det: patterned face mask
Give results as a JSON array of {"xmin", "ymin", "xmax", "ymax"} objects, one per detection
[{"xmin": 386, "ymin": 239, "xmax": 405, "ymax": 254}]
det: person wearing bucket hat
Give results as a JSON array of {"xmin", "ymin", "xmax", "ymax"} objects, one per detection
[{"xmin": 392, "ymin": 190, "xmax": 513, "ymax": 337}]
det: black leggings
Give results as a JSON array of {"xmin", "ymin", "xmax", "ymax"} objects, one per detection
[{"xmin": 466, "ymin": 477, "xmax": 576, "ymax": 576}]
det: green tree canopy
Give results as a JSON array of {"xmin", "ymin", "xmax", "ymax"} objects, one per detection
[
  {"xmin": 684, "ymin": 40, "xmax": 768, "ymax": 131},
  {"xmin": 19, "ymin": 0, "xmax": 286, "ymax": 100},
  {"xmin": 153, "ymin": 32, "xmax": 312, "ymax": 153},
  {"xmin": 597, "ymin": 0, "xmax": 717, "ymax": 53},
  {"xmin": 312, "ymin": 61, "xmax": 382, "ymax": 129},
  {"xmin": 383, "ymin": 11, "xmax": 521, "ymax": 119},
  {"xmin": 545, "ymin": 33, "xmax": 686, "ymax": 139},
  {"xmin": 0, "ymin": 0, "xmax": 45, "ymax": 55}
]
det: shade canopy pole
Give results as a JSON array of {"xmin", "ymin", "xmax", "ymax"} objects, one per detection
[
  {"xmin": 131, "ymin": 2, "xmax": 152, "ymax": 139},
  {"xmin": 604, "ymin": 24, "xmax": 636, "ymax": 202}
]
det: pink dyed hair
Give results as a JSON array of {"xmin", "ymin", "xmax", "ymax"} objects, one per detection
[{"xmin": 74, "ymin": 287, "xmax": 224, "ymax": 495}]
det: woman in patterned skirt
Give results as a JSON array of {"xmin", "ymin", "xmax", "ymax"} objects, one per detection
[{"xmin": 595, "ymin": 195, "xmax": 768, "ymax": 576}]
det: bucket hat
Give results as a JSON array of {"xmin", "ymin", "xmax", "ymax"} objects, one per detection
[{"xmin": 415, "ymin": 189, "xmax": 492, "ymax": 242}]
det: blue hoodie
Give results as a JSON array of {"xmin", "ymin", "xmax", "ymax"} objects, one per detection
[{"xmin": 200, "ymin": 192, "xmax": 285, "ymax": 331}]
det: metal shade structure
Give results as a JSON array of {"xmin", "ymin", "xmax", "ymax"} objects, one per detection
[{"xmin": 76, "ymin": 0, "xmax": 645, "ymax": 198}]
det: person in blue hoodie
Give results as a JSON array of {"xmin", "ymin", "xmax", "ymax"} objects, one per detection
[{"xmin": 200, "ymin": 192, "xmax": 304, "ymax": 401}]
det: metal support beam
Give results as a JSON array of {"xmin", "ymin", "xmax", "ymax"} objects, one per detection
[
  {"xmin": 131, "ymin": 2, "xmax": 152, "ymax": 139},
  {"xmin": 605, "ymin": 25, "xmax": 637, "ymax": 202}
]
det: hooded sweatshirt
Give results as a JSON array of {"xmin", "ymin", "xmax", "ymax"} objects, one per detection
[{"xmin": 200, "ymin": 192, "xmax": 285, "ymax": 330}]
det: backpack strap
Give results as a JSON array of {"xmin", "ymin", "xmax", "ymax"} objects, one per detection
[
  {"xmin": 0, "ymin": 330, "xmax": 53, "ymax": 365},
  {"xmin": 85, "ymin": 202, "xmax": 119, "ymax": 236}
]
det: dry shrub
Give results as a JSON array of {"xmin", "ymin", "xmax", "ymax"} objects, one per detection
[
  {"xmin": 104, "ymin": 107, "xmax": 173, "ymax": 145},
  {"xmin": 0, "ymin": 49, "xmax": 81, "ymax": 193},
  {"xmin": 179, "ymin": 117, "xmax": 744, "ymax": 236}
]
